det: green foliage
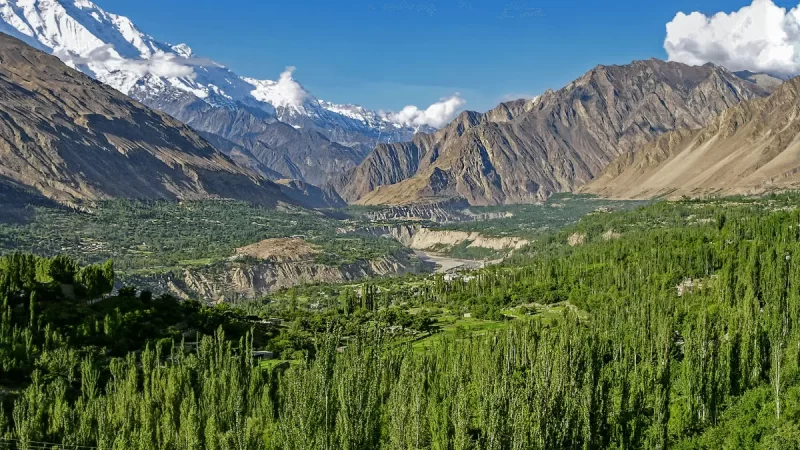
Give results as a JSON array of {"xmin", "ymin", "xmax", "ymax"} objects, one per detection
[
  {"xmin": 3, "ymin": 194, "xmax": 800, "ymax": 448},
  {"xmin": 0, "ymin": 199, "xmax": 406, "ymax": 273},
  {"xmin": 76, "ymin": 260, "xmax": 114, "ymax": 299},
  {"xmin": 47, "ymin": 254, "xmax": 78, "ymax": 284},
  {"xmin": 434, "ymin": 193, "xmax": 645, "ymax": 239}
]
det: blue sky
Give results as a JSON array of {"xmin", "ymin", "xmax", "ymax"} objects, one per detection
[{"xmin": 93, "ymin": 0, "xmax": 797, "ymax": 112}]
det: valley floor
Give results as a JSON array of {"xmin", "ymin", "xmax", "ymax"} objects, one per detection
[
  {"xmin": 412, "ymin": 250, "xmax": 494, "ymax": 273},
  {"xmin": 5, "ymin": 193, "xmax": 800, "ymax": 448}
]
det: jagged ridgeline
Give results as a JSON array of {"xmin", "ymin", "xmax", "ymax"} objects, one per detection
[
  {"xmin": 2, "ymin": 196, "xmax": 800, "ymax": 448},
  {"xmin": 0, "ymin": 0, "xmax": 425, "ymax": 188},
  {"xmin": 334, "ymin": 60, "xmax": 776, "ymax": 206},
  {"xmin": 583, "ymin": 77, "xmax": 800, "ymax": 199}
]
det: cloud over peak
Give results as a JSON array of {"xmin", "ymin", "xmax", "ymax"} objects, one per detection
[
  {"xmin": 56, "ymin": 44, "xmax": 199, "ymax": 80},
  {"xmin": 387, "ymin": 94, "xmax": 467, "ymax": 129},
  {"xmin": 665, "ymin": 0, "xmax": 800, "ymax": 76},
  {"xmin": 275, "ymin": 66, "xmax": 312, "ymax": 106}
]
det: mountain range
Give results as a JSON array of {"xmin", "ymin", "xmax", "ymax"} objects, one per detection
[
  {"xmin": 1, "ymin": 0, "xmax": 797, "ymax": 209},
  {"xmin": 0, "ymin": 32, "xmax": 291, "ymax": 207},
  {"xmin": 333, "ymin": 60, "xmax": 778, "ymax": 206},
  {"xmin": 583, "ymin": 76, "xmax": 800, "ymax": 199},
  {"xmin": 0, "ymin": 0, "xmax": 428, "ymax": 186}
]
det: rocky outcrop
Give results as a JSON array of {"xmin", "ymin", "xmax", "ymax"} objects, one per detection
[
  {"xmin": 583, "ymin": 76, "xmax": 800, "ymax": 199},
  {"xmin": 0, "ymin": 33, "xmax": 289, "ymax": 207},
  {"xmin": 349, "ymin": 224, "xmax": 528, "ymax": 252},
  {"xmin": 169, "ymin": 253, "xmax": 426, "ymax": 301},
  {"xmin": 568, "ymin": 233, "xmax": 586, "ymax": 246},
  {"xmin": 335, "ymin": 60, "xmax": 775, "ymax": 206},
  {"xmin": 406, "ymin": 228, "xmax": 529, "ymax": 252}
]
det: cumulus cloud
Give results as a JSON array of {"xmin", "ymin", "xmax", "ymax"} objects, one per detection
[
  {"xmin": 56, "ymin": 44, "xmax": 197, "ymax": 79},
  {"xmin": 272, "ymin": 66, "xmax": 311, "ymax": 106},
  {"xmin": 387, "ymin": 94, "xmax": 467, "ymax": 128},
  {"xmin": 665, "ymin": 0, "xmax": 800, "ymax": 76}
]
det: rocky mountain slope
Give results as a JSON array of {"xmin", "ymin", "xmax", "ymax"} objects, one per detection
[
  {"xmin": 0, "ymin": 0, "xmax": 423, "ymax": 185},
  {"xmin": 0, "ymin": 33, "xmax": 289, "ymax": 206},
  {"xmin": 274, "ymin": 179, "xmax": 346, "ymax": 209},
  {"xmin": 0, "ymin": 179, "xmax": 63, "ymax": 224},
  {"xmin": 734, "ymin": 71, "xmax": 786, "ymax": 92},
  {"xmin": 144, "ymin": 90, "xmax": 372, "ymax": 187},
  {"xmin": 334, "ymin": 60, "xmax": 776, "ymax": 206},
  {"xmin": 582, "ymin": 77, "xmax": 800, "ymax": 199}
]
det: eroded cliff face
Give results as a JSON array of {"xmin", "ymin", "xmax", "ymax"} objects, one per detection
[
  {"xmin": 123, "ymin": 223, "xmax": 529, "ymax": 302},
  {"xmin": 406, "ymin": 228, "xmax": 529, "ymax": 251},
  {"xmin": 130, "ymin": 252, "xmax": 428, "ymax": 302},
  {"xmin": 351, "ymin": 225, "xmax": 529, "ymax": 252},
  {"xmin": 357, "ymin": 199, "xmax": 471, "ymax": 222}
]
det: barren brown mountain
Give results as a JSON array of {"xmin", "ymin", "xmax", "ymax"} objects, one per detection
[
  {"xmin": 0, "ymin": 33, "xmax": 288, "ymax": 207},
  {"xmin": 583, "ymin": 77, "xmax": 800, "ymax": 199},
  {"xmin": 333, "ymin": 60, "xmax": 775, "ymax": 206}
]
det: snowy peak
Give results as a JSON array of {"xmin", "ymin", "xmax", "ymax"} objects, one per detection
[
  {"xmin": 321, "ymin": 101, "xmax": 400, "ymax": 130},
  {"xmin": 171, "ymin": 43, "xmax": 192, "ymax": 58},
  {"xmin": 1, "ymin": 0, "xmax": 167, "ymax": 59},
  {"xmin": 0, "ymin": 0, "xmax": 423, "ymax": 142},
  {"xmin": 0, "ymin": 0, "xmax": 200, "ymax": 95},
  {"xmin": 244, "ymin": 66, "xmax": 414, "ymax": 137},
  {"xmin": 246, "ymin": 67, "xmax": 314, "ymax": 112}
]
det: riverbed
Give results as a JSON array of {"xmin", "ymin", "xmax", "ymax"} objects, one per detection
[{"xmin": 414, "ymin": 250, "xmax": 499, "ymax": 273}]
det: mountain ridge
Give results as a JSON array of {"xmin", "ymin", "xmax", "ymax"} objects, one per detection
[
  {"xmin": 334, "ymin": 59, "xmax": 776, "ymax": 206},
  {"xmin": 0, "ymin": 0, "xmax": 429, "ymax": 185},
  {"xmin": 582, "ymin": 76, "xmax": 800, "ymax": 199},
  {"xmin": 0, "ymin": 0, "xmax": 413, "ymax": 137},
  {"xmin": 0, "ymin": 32, "xmax": 291, "ymax": 207}
]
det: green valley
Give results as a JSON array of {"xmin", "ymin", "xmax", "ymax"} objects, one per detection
[{"xmin": 2, "ymin": 194, "xmax": 799, "ymax": 447}]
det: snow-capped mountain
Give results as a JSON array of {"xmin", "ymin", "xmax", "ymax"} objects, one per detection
[
  {"xmin": 0, "ymin": 0, "xmax": 420, "ymax": 145},
  {"xmin": 244, "ymin": 67, "xmax": 425, "ymax": 140}
]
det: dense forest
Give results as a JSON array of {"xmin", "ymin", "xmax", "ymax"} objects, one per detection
[{"xmin": 2, "ymin": 195, "xmax": 800, "ymax": 448}]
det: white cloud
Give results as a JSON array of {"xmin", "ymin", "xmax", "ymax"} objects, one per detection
[
  {"xmin": 274, "ymin": 66, "xmax": 311, "ymax": 106},
  {"xmin": 57, "ymin": 44, "xmax": 197, "ymax": 79},
  {"xmin": 665, "ymin": 0, "xmax": 800, "ymax": 76},
  {"xmin": 387, "ymin": 94, "xmax": 467, "ymax": 128},
  {"xmin": 502, "ymin": 93, "xmax": 539, "ymax": 102}
]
